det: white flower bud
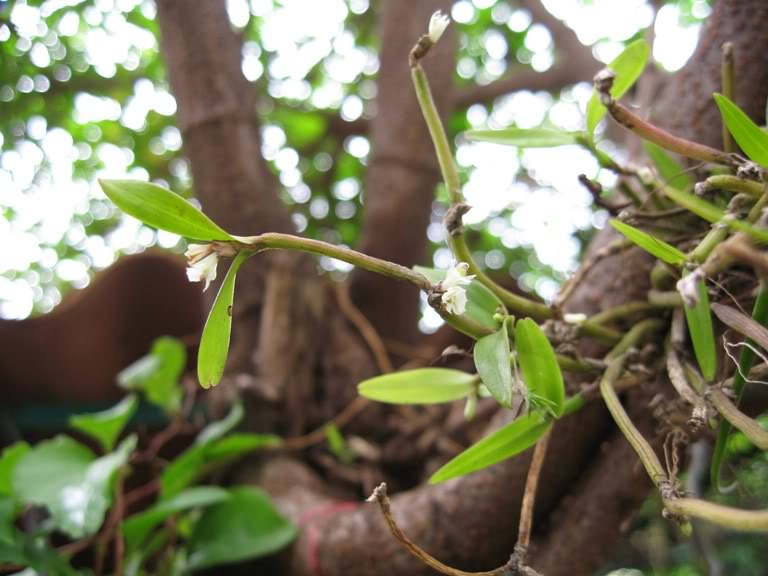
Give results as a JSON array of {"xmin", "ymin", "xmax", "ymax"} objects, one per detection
[
  {"xmin": 428, "ymin": 10, "xmax": 450, "ymax": 44},
  {"xmin": 185, "ymin": 244, "xmax": 218, "ymax": 291}
]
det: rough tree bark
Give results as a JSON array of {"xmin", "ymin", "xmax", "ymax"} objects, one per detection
[{"xmin": 154, "ymin": 0, "xmax": 768, "ymax": 574}]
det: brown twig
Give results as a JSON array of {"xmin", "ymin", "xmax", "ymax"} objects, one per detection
[{"xmin": 516, "ymin": 429, "xmax": 552, "ymax": 555}]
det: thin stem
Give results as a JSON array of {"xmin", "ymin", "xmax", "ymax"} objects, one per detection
[
  {"xmin": 599, "ymin": 353, "xmax": 667, "ymax": 486},
  {"xmin": 238, "ymin": 233, "xmax": 431, "ymax": 290},
  {"xmin": 707, "ymin": 388, "xmax": 768, "ymax": 450},
  {"xmin": 589, "ymin": 301, "xmax": 672, "ymax": 327},
  {"xmin": 595, "ymin": 70, "xmax": 743, "ymax": 169},
  {"xmin": 605, "ymin": 318, "xmax": 665, "ymax": 361},
  {"xmin": 663, "ymin": 498, "xmax": 768, "ymax": 532},
  {"xmin": 517, "ymin": 429, "xmax": 552, "ymax": 552},
  {"xmin": 705, "ymin": 175, "xmax": 762, "ymax": 198},
  {"xmin": 690, "ymin": 221, "xmax": 729, "ymax": 264},
  {"xmin": 721, "ymin": 42, "xmax": 735, "ymax": 154}
]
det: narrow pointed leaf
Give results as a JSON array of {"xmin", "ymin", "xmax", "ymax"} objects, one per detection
[
  {"xmin": 610, "ymin": 220, "xmax": 687, "ymax": 265},
  {"xmin": 414, "ymin": 266, "xmax": 503, "ymax": 330},
  {"xmin": 99, "ymin": 179, "xmax": 234, "ymax": 241},
  {"xmin": 644, "ymin": 142, "xmax": 692, "ymax": 190},
  {"xmin": 473, "ymin": 323, "xmax": 513, "ymax": 408},
  {"xmin": 714, "ymin": 93, "xmax": 768, "ymax": 167},
  {"xmin": 429, "ymin": 413, "xmax": 551, "ymax": 484},
  {"xmin": 684, "ymin": 276, "xmax": 716, "ymax": 381},
  {"xmin": 515, "ymin": 318, "xmax": 565, "ymax": 417},
  {"xmin": 586, "ymin": 39, "xmax": 650, "ymax": 137},
  {"xmin": 69, "ymin": 395, "xmax": 138, "ymax": 452},
  {"xmin": 465, "ymin": 128, "xmax": 579, "ymax": 148},
  {"xmin": 663, "ymin": 185, "xmax": 768, "ymax": 244},
  {"xmin": 358, "ymin": 368, "xmax": 475, "ymax": 404},
  {"xmin": 198, "ymin": 251, "xmax": 250, "ymax": 388}
]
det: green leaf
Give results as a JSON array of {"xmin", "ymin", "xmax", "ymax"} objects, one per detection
[
  {"xmin": 196, "ymin": 401, "xmax": 244, "ymax": 445},
  {"xmin": 429, "ymin": 413, "xmax": 551, "ymax": 484},
  {"xmin": 465, "ymin": 128, "xmax": 579, "ymax": 148},
  {"xmin": 12, "ymin": 436, "xmax": 136, "ymax": 538},
  {"xmin": 714, "ymin": 93, "xmax": 768, "ymax": 166},
  {"xmin": 609, "ymin": 220, "xmax": 687, "ymax": 265},
  {"xmin": 663, "ymin": 185, "xmax": 768, "ymax": 244},
  {"xmin": 357, "ymin": 368, "xmax": 476, "ymax": 404},
  {"xmin": 0, "ymin": 497, "xmax": 15, "ymax": 545},
  {"xmin": 0, "ymin": 443, "xmax": 30, "ymax": 497},
  {"xmin": 198, "ymin": 251, "xmax": 250, "ymax": 388},
  {"xmin": 161, "ymin": 430, "xmax": 280, "ymax": 499},
  {"xmin": 324, "ymin": 424, "xmax": 355, "ymax": 464},
  {"xmin": 644, "ymin": 141, "xmax": 692, "ymax": 190},
  {"xmin": 118, "ymin": 336, "xmax": 186, "ymax": 413},
  {"xmin": 186, "ymin": 487, "xmax": 296, "ymax": 570},
  {"xmin": 515, "ymin": 318, "xmax": 565, "ymax": 418},
  {"xmin": 684, "ymin": 276, "xmax": 717, "ymax": 381},
  {"xmin": 473, "ymin": 323, "xmax": 513, "ymax": 408},
  {"xmin": 69, "ymin": 395, "xmax": 138, "ymax": 452},
  {"xmin": 123, "ymin": 487, "xmax": 230, "ymax": 553},
  {"xmin": 586, "ymin": 39, "xmax": 650, "ymax": 137},
  {"xmin": 414, "ymin": 266, "xmax": 503, "ymax": 331},
  {"xmin": 99, "ymin": 179, "xmax": 233, "ymax": 241}
]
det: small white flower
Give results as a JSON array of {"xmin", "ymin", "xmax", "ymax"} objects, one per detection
[
  {"xmin": 428, "ymin": 10, "xmax": 450, "ymax": 44},
  {"xmin": 563, "ymin": 313, "xmax": 587, "ymax": 325},
  {"xmin": 442, "ymin": 285, "xmax": 468, "ymax": 315},
  {"xmin": 677, "ymin": 271, "xmax": 702, "ymax": 307},
  {"xmin": 185, "ymin": 244, "xmax": 218, "ymax": 291},
  {"xmin": 442, "ymin": 262, "xmax": 475, "ymax": 289}
]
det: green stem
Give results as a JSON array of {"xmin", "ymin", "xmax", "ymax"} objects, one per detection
[
  {"xmin": 237, "ymin": 233, "xmax": 431, "ymax": 290},
  {"xmin": 711, "ymin": 281, "xmax": 768, "ymax": 489},
  {"xmin": 589, "ymin": 301, "xmax": 672, "ymax": 327},
  {"xmin": 605, "ymin": 318, "xmax": 665, "ymax": 361},
  {"xmin": 706, "ymin": 175, "xmax": 762, "ymax": 198},
  {"xmin": 707, "ymin": 388, "xmax": 768, "ymax": 450},
  {"xmin": 663, "ymin": 498, "xmax": 768, "ymax": 532},
  {"xmin": 599, "ymin": 353, "xmax": 667, "ymax": 486},
  {"xmin": 690, "ymin": 221, "xmax": 729, "ymax": 263}
]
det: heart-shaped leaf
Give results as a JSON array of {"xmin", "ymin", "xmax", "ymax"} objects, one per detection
[
  {"xmin": 429, "ymin": 412, "xmax": 551, "ymax": 484},
  {"xmin": 99, "ymin": 179, "xmax": 234, "ymax": 241},
  {"xmin": 714, "ymin": 93, "xmax": 768, "ymax": 167},
  {"xmin": 70, "ymin": 395, "xmax": 138, "ymax": 452},
  {"xmin": 515, "ymin": 318, "xmax": 565, "ymax": 417},
  {"xmin": 123, "ymin": 487, "xmax": 231, "ymax": 553},
  {"xmin": 198, "ymin": 251, "xmax": 250, "ymax": 388},
  {"xmin": 186, "ymin": 487, "xmax": 296, "ymax": 570},
  {"xmin": 683, "ymin": 275, "xmax": 716, "ymax": 381},
  {"xmin": 586, "ymin": 39, "xmax": 650, "ymax": 137},
  {"xmin": 473, "ymin": 323, "xmax": 514, "ymax": 408},
  {"xmin": 358, "ymin": 368, "xmax": 476, "ymax": 404},
  {"xmin": 610, "ymin": 220, "xmax": 687, "ymax": 265},
  {"xmin": 465, "ymin": 128, "xmax": 579, "ymax": 148}
]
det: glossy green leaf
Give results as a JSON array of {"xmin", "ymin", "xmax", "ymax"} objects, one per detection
[
  {"xmin": 12, "ymin": 435, "xmax": 136, "ymax": 538},
  {"xmin": 586, "ymin": 39, "xmax": 650, "ymax": 137},
  {"xmin": 196, "ymin": 401, "xmax": 244, "ymax": 445},
  {"xmin": 515, "ymin": 318, "xmax": 565, "ymax": 417},
  {"xmin": 118, "ymin": 336, "xmax": 186, "ymax": 413},
  {"xmin": 99, "ymin": 179, "xmax": 234, "ymax": 241},
  {"xmin": 683, "ymin": 276, "xmax": 717, "ymax": 381},
  {"xmin": 610, "ymin": 220, "xmax": 687, "ymax": 265},
  {"xmin": 198, "ymin": 251, "xmax": 250, "ymax": 388},
  {"xmin": 465, "ymin": 128, "xmax": 579, "ymax": 148},
  {"xmin": 0, "ymin": 497, "xmax": 15, "ymax": 545},
  {"xmin": 123, "ymin": 486, "xmax": 230, "ymax": 552},
  {"xmin": 714, "ymin": 93, "xmax": 768, "ymax": 166},
  {"xmin": 325, "ymin": 424, "xmax": 355, "ymax": 464},
  {"xmin": 0, "ymin": 443, "xmax": 29, "ymax": 497},
  {"xmin": 70, "ymin": 395, "xmax": 138, "ymax": 452},
  {"xmin": 358, "ymin": 368, "xmax": 476, "ymax": 404},
  {"xmin": 186, "ymin": 487, "xmax": 296, "ymax": 570},
  {"xmin": 414, "ymin": 266, "xmax": 503, "ymax": 331},
  {"xmin": 663, "ymin": 185, "xmax": 768, "ymax": 243},
  {"xmin": 473, "ymin": 323, "xmax": 513, "ymax": 408},
  {"xmin": 429, "ymin": 413, "xmax": 551, "ymax": 484},
  {"xmin": 644, "ymin": 141, "xmax": 692, "ymax": 190}
]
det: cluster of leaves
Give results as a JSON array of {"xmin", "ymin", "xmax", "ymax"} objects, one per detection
[{"xmin": 0, "ymin": 336, "xmax": 293, "ymax": 575}]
